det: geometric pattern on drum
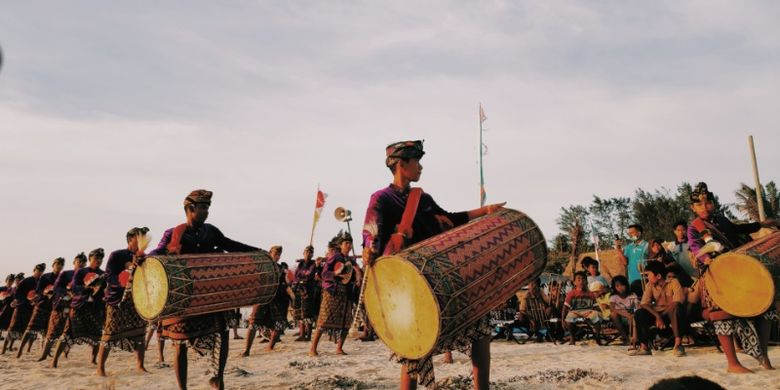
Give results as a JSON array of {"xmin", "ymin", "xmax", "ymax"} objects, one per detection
[
  {"xmin": 401, "ymin": 209, "xmax": 546, "ymax": 344},
  {"xmin": 156, "ymin": 252, "xmax": 279, "ymax": 319},
  {"xmin": 734, "ymin": 231, "xmax": 780, "ymax": 303}
]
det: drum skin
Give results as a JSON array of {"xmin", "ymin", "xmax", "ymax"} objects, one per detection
[
  {"xmin": 132, "ymin": 251, "xmax": 279, "ymax": 321},
  {"xmin": 705, "ymin": 230, "xmax": 780, "ymax": 317},
  {"xmin": 364, "ymin": 208, "xmax": 547, "ymax": 359}
]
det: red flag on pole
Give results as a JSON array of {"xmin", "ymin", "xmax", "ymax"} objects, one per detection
[{"xmin": 309, "ymin": 186, "xmax": 327, "ymax": 245}]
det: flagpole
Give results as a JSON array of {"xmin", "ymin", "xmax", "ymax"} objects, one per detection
[
  {"xmin": 748, "ymin": 135, "xmax": 766, "ymax": 222},
  {"xmin": 479, "ymin": 103, "xmax": 486, "ymax": 207},
  {"xmin": 309, "ymin": 184, "xmax": 319, "ymax": 246}
]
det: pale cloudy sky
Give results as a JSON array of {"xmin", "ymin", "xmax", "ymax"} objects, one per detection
[{"xmin": 1, "ymin": 1, "xmax": 779, "ymax": 277}]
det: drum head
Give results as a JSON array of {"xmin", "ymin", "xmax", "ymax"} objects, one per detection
[
  {"xmin": 132, "ymin": 257, "xmax": 169, "ymax": 320},
  {"xmin": 364, "ymin": 255, "xmax": 440, "ymax": 360},
  {"xmin": 705, "ymin": 253, "xmax": 775, "ymax": 317}
]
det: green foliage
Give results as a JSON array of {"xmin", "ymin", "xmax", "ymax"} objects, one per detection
[{"xmin": 554, "ymin": 181, "xmax": 756, "ymax": 249}]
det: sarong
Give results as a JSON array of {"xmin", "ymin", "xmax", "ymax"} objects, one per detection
[
  {"xmin": 316, "ymin": 285, "xmax": 353, "ymax": 331},
  {"xmin": 162, "ymin": 312, "xmax": 228, "ymax": 376},
  {"xmin": 393, "ymin": 316, "xmax": 493, "ymax": 388},
  {"xmin": 100, "ymin": 303, "xmax": 146, "ymax": 352},
  {"xmin": 24, "ymin": 303, "xmax": 53, "ymax": 339},
  {"xmin": 292, "ymin": 286, "xmax": 316, "ymax": 325},
  {"xmin": 45, "ymin": 308, "xmax": 68, "ymax": 343},
  {"xmin": 6, "ymin": 305, "xmax": 33, "ymax": 340},
  {"xmin": 60, "ymin": 302, "xmax": 105, "ymax": 347}
]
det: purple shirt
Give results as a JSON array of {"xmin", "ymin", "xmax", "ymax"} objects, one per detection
[
  {"xmin": 14, "ymin": 276, "xmax": 39, "ymax": 309},
  {"xmin": 149, "ymin": 223, "xmax": 258, "ymax": 255},
  {"xmin": 51, "ymin": 270, "xmax": 76, "ymax": 309},
  {"xmin": 33, "ymin": 271, "xmax": 59, "ymax": 307},
  {"xmin": 293, "ymin": 260, "xmax": 317, "ymax": 291},
  {"xmin": 362, "ymin": 184, "xmax": 469, "ymax": 255},
  {"xmin": 687, "ymin": 216, "xmax": 761, "ymax": 266},
  {"xmin": 104, "ymin": 249, "xmax": 134, "ymax": 306},
  {"xmin": 320, "ymin": 252, "xmax": 357, "ymax": 293},
  {"xmin": 70, "ymin": 267, "xmax": 104, "ymax": 309}
]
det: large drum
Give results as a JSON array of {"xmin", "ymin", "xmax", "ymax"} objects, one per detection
[
  {"xmin": 132, "ymin": 252, "xmax": 279, "ymax": 321},
  {"xmin": 704, "ymin": 230, "xmax": 780, "ymax": 317},
  {"xmin": 364, "ymin": 208, "xmax": 547, "ymax": 359}
]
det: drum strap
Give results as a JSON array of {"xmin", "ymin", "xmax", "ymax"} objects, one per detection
[
  {"xmin": 167, "ymin": 223, "xmax": 188, "ymax": 255},
  {"xmin": 384, "ymin": 187, "xmax": 423, "ymax": 256}
]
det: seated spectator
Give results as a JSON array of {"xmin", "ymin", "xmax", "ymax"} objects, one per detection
[
  {"xmin": 581, "ymin": 256, "xmax": 609, "ymax": 289},
  {"xmin": 562, "ymin": 271, "xmax": 601, "ymax": 345},
  {"xmin": 609, "ymin": 275, "xmax": 638, "ymax": 345},
  {"xmin": 517, "ymin": 278, "xmax": 551, "ymax": 340},
  {"xmin": 590, "ymin": 281, "xmax": 611, "ymax": 320},
  {"xmin": 631, "ymin": 261, "xmax": 686, "ymax": 357}
]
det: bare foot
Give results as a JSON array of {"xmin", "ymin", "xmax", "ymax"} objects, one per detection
[
  {"xmin": 264, "ymin": 346, "xmax": 275, "ymax": 352},
  {"xmin": 209, "ymin": 376, "xmax": 223, "ymax": 389},
  {"xmin": 442, "ymin": 356, "xmax": 453, "ymax": 364},
  {"xmin": 137, "ymin": 367, "xmax": 149, "ymax": 374},
  {"xmin": 760, "ymin": 358, "xmax": 775, "ymax": 370},
  {"xmin": 308, "ymin": 350, "xmax": 319, "ymax": 357},
  {"xmin": 335, "ymin": 350, "xmax": 347, "ymax": 355},
  {"xmin": 96, "ymin": 370, "xmax": 106, "ymax": 377},
  {"xmin": 241, "ymin": 351, "xmax": 249, "ymax": 357},
  {"xmin": 727, "ymin": 365, "xmax": 753, "ymax": 374}
]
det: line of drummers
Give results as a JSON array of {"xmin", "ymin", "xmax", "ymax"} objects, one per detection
[
  {"xmin": 491, "ymin": 183, "xmax": 780, "ymax": 374},
  {"xmin": 0, "ymin": 228, "xmax": 369, "ymax": 362}
]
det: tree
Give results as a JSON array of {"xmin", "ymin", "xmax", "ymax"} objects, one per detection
[
  {"xmin": 588, "ymin": 196, "xmax": 631, "ymax": 249},
  {"xmin": 734, "ymin": 181, "xmax": 780, "ymax": 222},
  {"xmin": 556, "ymin": 205, "xmax": 590, "ymax": 274}
]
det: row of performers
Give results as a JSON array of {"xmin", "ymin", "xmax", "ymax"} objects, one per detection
[
  {"xmin": 1, "ymin": 141, "xmax": 508, "ymax": 390},
  {"xmin": 0, "ymin": 191, "xmax": 370, "ymax": 390}
]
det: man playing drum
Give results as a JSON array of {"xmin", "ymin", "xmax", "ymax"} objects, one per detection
[
  {"xmin": 687, "ymin": 182, "xmax": 778, "ymax": 373},
  {"xmin": 38, "ymin": 253, "xmax": 86, "ymax": 362},
  {"xmin": 308, "ymin": 231, "xmax": 361, "ymax": 357},
  {"xmin": 96, "ymin": 227, "xmax": 151, "ymax": 376},
  {"xmin": 51, "ymin": 248, "xmax": 107, "ymax": 368},
  {"xmin": 149, "ymin": 189, "xmax": 259, "ymax": 390},
  {"xmin": 361, "ymin": 140, "xmax": 504, "ymax": 389},
  {"xmin": 16, "ymin": 257, "xmax": 64, "ymax": 358}
]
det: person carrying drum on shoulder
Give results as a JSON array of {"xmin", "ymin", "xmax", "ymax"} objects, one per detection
[
  {"xmin": 38, "ymin": 253, "xmax": 85, "ymax": 361},
  {"xmin": 149, "ymin": 189, "xmax": 259, "ymax": 390},
  {"xmin": 51, "ymin": 248, "xmax": 107, "ymax": 368},
  {"xmin": 361, "ymin": 140, "xmax": 505, "ymax": 390},
  {"xmin": 16, "ymin": 257, "xmax": 64, "ymax": 359},
  {"xmin": 687, "ymin": 182, "xmax": 778, "ymax": 373},
  {"xmin": 308, "ymin": 231, "xmax": 361, "ymax": 356},
  {"xmin": 96, "ymin": 227, "xmax": 151, "ymax": 377}
]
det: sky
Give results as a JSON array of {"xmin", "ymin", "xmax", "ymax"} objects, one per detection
[{"xmin": 1, "ymin": 1, "xmax": 779, "ymax": 278}]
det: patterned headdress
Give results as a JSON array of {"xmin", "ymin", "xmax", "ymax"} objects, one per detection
[
  {"xmin": 304, "ymin": 245, "xmax": 314, "ymax": 252},
  {"xmin": 5, "ymin": 274, "xmax": 14, "ymax": 282},
  {"xmin": 34, "ymin": 263, "xmax": 46, "ymax": 272},
  {"xmin": 15, "ymin": 273, "xmax": 24, "ymax": 280},
  {"xmin": 184, "ymin": 189, "xmax": 213, "ymax": 207},
  {"xmin": 385, "ymin": 140, "xmax": 425, "ymax": 168},
  {"xmin": 52, "ymin": 257, "xmax": 65, "ymax": 266},
  {"xmin": 690, "ymin": 182, "xmax": 714, "ymax": 204}
]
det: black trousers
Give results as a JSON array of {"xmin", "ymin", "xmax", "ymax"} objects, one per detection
[{"xmin": 635, "ymin": 305, "xmax": 684, "ymax": 345}]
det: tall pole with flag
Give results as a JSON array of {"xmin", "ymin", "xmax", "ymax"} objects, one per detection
[
  {"xmin": 479, "ymin": 103, "xmax": 487, "ymax": 207},
  {"xmin": 309, "ymin": 185, "xmax": 327, "ymax": 246}
]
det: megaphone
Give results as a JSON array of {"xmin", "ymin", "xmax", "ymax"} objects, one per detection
[{"xmin": 334, "ymin": 207, "xmax": 352, "ymax": 222}]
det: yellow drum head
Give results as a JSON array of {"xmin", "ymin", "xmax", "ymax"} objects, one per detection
[
  {"xmin": 364, "ymin": 256, "xmax": 440, "ymax": 359},
  {"xmin": 132, "ymin": 257, "xmax": 169, "ymax": 320},
  {"xmin": 705, "ymin": 253, "xmax": 775, "ymax": 317}
]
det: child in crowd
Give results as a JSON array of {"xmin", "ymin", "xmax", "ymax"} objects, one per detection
[
  {"xmin": 581, "ymin": 257, "xmax": 609, "ymax": 289},
  {"xmin": 609, "ymin": 275, "xmax": 639, "ymax": 345},
  {"xmin": 562, "ymin": 271, "xmax": 601, "ymax": 345}
]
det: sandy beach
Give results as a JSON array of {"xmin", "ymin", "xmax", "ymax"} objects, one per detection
[{"xmin": 2, "ymin": 331, "xmax": 778, "ymax": 390}]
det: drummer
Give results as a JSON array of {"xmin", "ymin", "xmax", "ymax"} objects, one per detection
[
  {"xmin": 51, "ymin": 248, "xmax": 107, "ymax": 368},
  {"xmin": 96, "ymin": 227, "xmax": 150, "ymax": 377},
  {"xmin": 16, "ymin": 257, "xmax": 64, "ymax": 358},
  {"xmin": 308, "ymin": 232, "xmax": 360, "ymax": 356},
  {"xmin": 2, "ymin": 264, "xmax": 44, "ymax": 355},
  {"xmin": 149, "ymin": 189, "xmax": 259, "ymax": 390},
  {"xmin": 38, "ymin": 253, "xmax": 86, "ymax": 362},
  {"xmin": 687, "ymin": 182, "xmax": 778, "ymax": 373},
  {"xmin": 361, "ymin": 140, "xmax": 505, "ymax": 389}
]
